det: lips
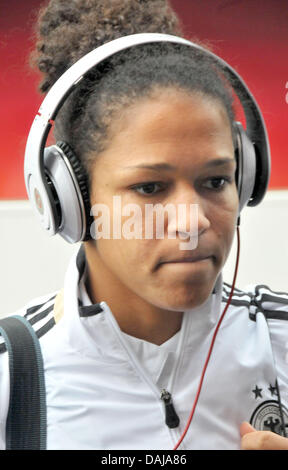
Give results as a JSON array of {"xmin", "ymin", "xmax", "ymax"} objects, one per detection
[
  {"xmin": 157, "ymin": 253, "xmax": 214, "ymax": 267},
  {"xmin": 163, "ymin": 256, "xmax": 212, "ymax": 263},
  {"xmin": 168, "ymin": 256, "xmax": 211, "ymax": 263}
]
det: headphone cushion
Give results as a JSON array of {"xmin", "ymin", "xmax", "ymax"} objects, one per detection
[
  {"xmin": 56, "ymin": 141, "xmax": 93, "ymax": 241},
  {"xmin": 234, "ymin": 123, "xmax": 257, "ymax": 213}
]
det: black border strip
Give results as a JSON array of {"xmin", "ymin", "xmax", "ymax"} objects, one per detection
[{"xmin": 24, "ymin": 295, "xmax": 56, "ymax": 318}]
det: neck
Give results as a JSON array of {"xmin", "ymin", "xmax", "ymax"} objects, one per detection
[{"xmin": 84, "ymin": 243, "xmax": 183, "ymax": 346}]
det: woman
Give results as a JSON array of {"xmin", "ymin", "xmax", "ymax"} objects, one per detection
[{"xmin": 1, "ymin": 0, "xmax": 288, "ymax": 450}]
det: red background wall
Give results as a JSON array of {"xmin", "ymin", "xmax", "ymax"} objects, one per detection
[{"xmin": 0, "ymin": 0, "xmax": 287, "ymax": 199}]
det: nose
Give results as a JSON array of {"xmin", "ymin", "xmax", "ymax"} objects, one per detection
[{"xmin": 167, "ymin": 188, "xmax": 211, "ymax": 241}]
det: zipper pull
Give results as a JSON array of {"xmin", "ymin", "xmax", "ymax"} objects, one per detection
[{"xmin": 161, "ymin": 389, "xmax": 180, "ymax": 429}]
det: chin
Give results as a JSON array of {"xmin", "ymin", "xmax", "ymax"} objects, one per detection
[{"xmin": 152, "ymin": 284, "xmax": 214, "ymax": 312}]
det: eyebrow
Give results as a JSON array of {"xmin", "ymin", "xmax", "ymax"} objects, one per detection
[{"xmin": 123, "ymin": 158, "xmax": 235, "ymax": 172}]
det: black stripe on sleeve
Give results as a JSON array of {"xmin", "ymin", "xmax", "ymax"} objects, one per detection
[
  {"xmin": 0, "ymin": 299, "xmax": 57, "ymax": 354},
  {"xmin": 223, "ymin": 284, "xmax": 254, "ymax": 299},
  {"xmin": 223, "ymin": 282, "xmax": 245, "ymax": 294},
  {"xmin": 221, "ymin": 296, "xmax": 251, "ymax": 308},
  {"xmin": 256, "ymin": 293, "xmax": 288, "ymax": 305},
  {"xmin": 262, "ymin": 309, "xmax": 288, "ymax": 321},
  {"xmin": 222, "ymin": 289, "xmax": 252, "ymax": 300},
  {"xmin": 24, "ymin": 295, "xmax": 56, "ymax": 318},
  {"xmin": 255, "ymin": 285, "xmax": 288, "ymax": 299},
  {"xmin": 28, "ymin": 305, "xmax": 54, "ymax": 326},
  {"xmin": 35, "ymin": 318, "xmax": 56, "ymax": 339}
]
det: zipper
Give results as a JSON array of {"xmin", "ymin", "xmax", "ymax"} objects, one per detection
[
  {"xmin": 161, "ymin": 389, "xmax": 180, "ymax": 428},
  {"xmin": 104, "ymin": 302, "xmax": 190, "ymax": 441}
]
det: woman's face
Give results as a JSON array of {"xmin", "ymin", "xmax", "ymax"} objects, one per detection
[{"xmin": 88, "ymin": 88, "xmax": 239, "ymax": 311}]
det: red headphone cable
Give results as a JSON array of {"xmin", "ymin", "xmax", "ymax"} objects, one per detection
[{"xmin": 173, "ymin": 223, "xmax": 241, "ymax": 450}]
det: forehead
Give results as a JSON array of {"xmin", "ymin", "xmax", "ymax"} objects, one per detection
[{"xmin": 97, "ymin": 88, "xmax": 234, "ymax": 170}]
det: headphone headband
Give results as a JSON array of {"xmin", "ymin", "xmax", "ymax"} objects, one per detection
[{"xmin": 24, "ymin": 33, "xmax": 271, "ymax": 240}]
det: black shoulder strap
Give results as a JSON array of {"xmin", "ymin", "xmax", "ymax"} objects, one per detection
[{"xmin": 0, "ymin": 315, "xmax": 46, "ymax": 450}]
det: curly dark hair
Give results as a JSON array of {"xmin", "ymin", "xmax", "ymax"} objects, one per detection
[{"xmin": 31, "ymin": 0, "xmax": 236, "ymax": 184}]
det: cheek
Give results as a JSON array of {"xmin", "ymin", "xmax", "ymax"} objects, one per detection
[
  {"xmin": 96, "ymin": 237, "xmax": 156, "ymax": 278},
  {"xmin": 214, "ymin": 185, "xmax": 239, "ymax": 226},
  {"xmin": 212, "ymin": 200, "xmax": 239, "ymax": 261}
]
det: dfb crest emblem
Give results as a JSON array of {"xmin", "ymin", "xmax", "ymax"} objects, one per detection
[{"xmin": 250, "ymin": 400, "xmax": 288, "ymax": 436}]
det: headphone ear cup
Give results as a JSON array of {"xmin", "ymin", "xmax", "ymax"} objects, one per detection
[
  {"xmin": 43, "ymin": 142, "xmax": 92, "ymax": 243},
  {"xmin": 56, "ymin": 141, "xmax": 93, "ymax": 241},
  {"xmin": 234, "ymin": 122, "xmax": 257, "ymax": 214}
]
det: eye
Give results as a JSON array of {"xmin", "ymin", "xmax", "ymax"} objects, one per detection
[
  {"xmin": 130, "ymin": 182, "xmax": 165, "ymax": 196},
  {"xmin": 203, "ymin": 176, "xmax": 232, "ymax": 191}
]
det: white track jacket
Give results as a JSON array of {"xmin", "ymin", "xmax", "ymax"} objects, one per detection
[{"xmin": 0, "ymin": 245, "xmax": 288, "ymax": 450}]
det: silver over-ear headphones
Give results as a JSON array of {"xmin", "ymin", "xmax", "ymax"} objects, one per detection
[{"xmin": 24, "ymin": 33, "xmax": 271, "ymax": 243}]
